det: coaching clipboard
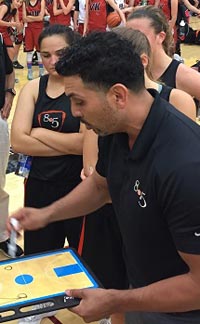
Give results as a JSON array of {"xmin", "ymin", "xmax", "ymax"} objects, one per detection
[{"xmin": 0, "ymin": 247, "xmax": 101, "ymax": 322}]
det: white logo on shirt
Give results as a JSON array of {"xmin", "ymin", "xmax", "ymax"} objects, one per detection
[
  {"xmin": 134, "ymin": 180, "xmax": 147, "ymax": 208},
  {"xmin": 194, "ymin": 232, "xmax": 200, "ymax": 237}
]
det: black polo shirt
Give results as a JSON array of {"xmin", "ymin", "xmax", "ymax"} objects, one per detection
[
  {"xmin": 96, "ymin": 89, "xmax": 200, "ymax": 288},
  {"xmin": 0, "ymin": 36, "xmax": 13, "ymax": 109}
]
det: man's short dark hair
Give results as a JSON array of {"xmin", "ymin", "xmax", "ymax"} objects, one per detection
[{"xmin": 56, "ymin": 31, "xmax": 145, "ymax": 93}]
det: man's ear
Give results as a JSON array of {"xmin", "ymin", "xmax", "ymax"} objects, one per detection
[{"xmin": 108, "ymin": 83, "xmax": 128, "ymax": 110}]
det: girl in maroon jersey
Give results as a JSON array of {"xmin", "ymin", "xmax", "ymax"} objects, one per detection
[
  {"xmin": 53, "ymin": 0, "xmax": 75, "ymax": 26},
  {"xmin": 0, "ymin": 0, "xmax": 23, "ymax": 60},
  {"xmin": 45, "ymin": 0, "xmax": 56, "ymax": 23},
  {"xmin": 23, "ymin": 0, "xmax": 45, "ymax": 79},
  {"xmin": 155, "ymin": 0, "xmax": 178, "ymax": 30},
  {"xmin": 84, "ymin": 0, "xmax": 126, "ymax": 34}
]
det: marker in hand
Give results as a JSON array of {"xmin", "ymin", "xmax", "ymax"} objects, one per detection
[{"xmin": 8, "ymin": 218, "xmax": 19, "ymax": 258}]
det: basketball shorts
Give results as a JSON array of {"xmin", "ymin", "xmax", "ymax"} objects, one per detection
[
  {"xmin": 80, "ymin": 204, "xmax": 129, "ymax": 290},
  {"xmin": 24, "ymin": 176, "xmax": 83, "ymax": 255},
  {"xmin": 0, "ymin": 29, "xmax": 13, "ymax": 47},
  {"xmin": 24, "ymin": 26, "xmax": 43, "ymax": 52}
]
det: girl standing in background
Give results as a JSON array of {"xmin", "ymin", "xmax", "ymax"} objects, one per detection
[{"xmin": 23, "ymin": 0, "xmax": 45, "ymax": 79}]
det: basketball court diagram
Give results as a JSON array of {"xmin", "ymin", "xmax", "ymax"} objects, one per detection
[{"xmin": 0, "ymin": 248, "xmax": 100, "ymax": 322}]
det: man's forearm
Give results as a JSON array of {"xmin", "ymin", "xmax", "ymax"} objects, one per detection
[
  {"xmin": 114, "ymin": 273, "xmax": 200, "ymax": 314},
  {"xmin": 46, "ymin": 172, "xmax": 110, "ymax": 223}
]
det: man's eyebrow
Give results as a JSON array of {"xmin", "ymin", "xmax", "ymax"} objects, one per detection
[
  {"xmin": 66, "ymin": 93, "xmax": 82, "ymax": 99},
  {"xmin": 66, "ymin": 92, "xmax": 74, "ymax": 98}
]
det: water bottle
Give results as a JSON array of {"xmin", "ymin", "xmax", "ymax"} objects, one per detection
[
  {"xmin": 179, "ymin": 19, "xmax": 186, "ymax": 42},
  {"xmin": 15, "ymin": 154, "xmax": 32, "ymax": 178}
]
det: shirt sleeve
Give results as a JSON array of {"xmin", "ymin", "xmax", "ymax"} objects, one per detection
[{"xmin": 159, "ymin": 161, "xmax": 200, "ymax": 254}]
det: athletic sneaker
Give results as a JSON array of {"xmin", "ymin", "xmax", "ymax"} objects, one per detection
[
  {"xmin": 18, "ymin": 302, "xmax": 57, "ymax": 324},
  {"xmin": 0, "ymin": 239, "xmax": 23, "ymax": 258},
  {"xmin": 32, "ymin": 51, "xmax": 38, "ymax": 66},
  {"xmin": 13, "ymin": 61, "xmax": 24, "ymax": 69},
  {"xmin": 99, "ymin": 319, "xmax": 111, "ymax": 324},
  {"xmin": 27, "ymin": 70, "xmax": 33, "ymax": 80}
]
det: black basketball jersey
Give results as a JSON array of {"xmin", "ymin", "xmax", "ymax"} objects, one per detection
[
  {"xmin": 160, "ymin": 59, "xmax": 181, "ymax": 88},
  {"xmin": 30, "ymin": 74, "xmax": 82, "ymax": 182}
]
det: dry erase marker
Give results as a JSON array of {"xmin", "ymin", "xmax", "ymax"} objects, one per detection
[{"xmin": 8, "ymin": 218, "xmax": 19, "ymax": 258}]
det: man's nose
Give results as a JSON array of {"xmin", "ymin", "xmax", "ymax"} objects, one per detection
[{"xmin": 71, "ymin": 105, "xmax": 83, "ymax": 118}]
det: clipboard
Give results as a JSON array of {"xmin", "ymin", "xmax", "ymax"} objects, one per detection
[{"xmin": 0, "ymin": 247, "xmax": 101, "ymax": 322}]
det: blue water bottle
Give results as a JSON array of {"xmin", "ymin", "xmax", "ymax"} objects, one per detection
[{"xmin": 15, "ymin": 154, "xmax": 32, "ymax": 178}]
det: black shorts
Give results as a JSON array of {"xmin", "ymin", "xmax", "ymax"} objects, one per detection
[
  {"xmin": 81, "ymin": 204, "xmax": 129, "ymax": 290},
  {"xmin": 24, "ymin": 176, "xmax": 83, "ymax": 255}
]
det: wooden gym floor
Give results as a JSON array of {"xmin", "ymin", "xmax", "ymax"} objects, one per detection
[{"xmin": 1, "ymin": 16, "xmax": 200, "ymax": 323}]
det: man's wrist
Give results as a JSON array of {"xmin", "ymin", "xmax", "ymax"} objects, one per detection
[
  {"xmin": 108, "ymin": 289, "xmax": 128, "ymax": 314},
  {"xmin": 44, "ymin": 205, "xmax": 55, "ymax": 224}
]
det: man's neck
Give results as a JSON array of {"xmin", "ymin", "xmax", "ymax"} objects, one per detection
[{"xmin": 126, "ymin": 90, "xmax": 154, "ymax": 149}]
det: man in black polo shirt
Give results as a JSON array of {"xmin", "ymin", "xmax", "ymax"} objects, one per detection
[
  {"xmin": 10, "ymin": 32, "xmax": 200, "ymax": 323},
  {"xmin": 0, "ymin": 35, "xmax": 23, "ymax": 258}
]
